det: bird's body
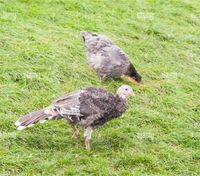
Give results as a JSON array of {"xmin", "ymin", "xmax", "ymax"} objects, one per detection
[
  {"xmin": 15, "ymin": 85, "xmax": 134, "ymax": 149},
  {"xmin": 88, "ymin": 45, "xmax": 130, "ymax": 78},
  {"xmin": 81, "ymin": 32, "xmax": 142, "ymax": 82}
]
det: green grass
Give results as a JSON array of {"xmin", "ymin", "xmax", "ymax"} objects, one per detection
[{"xmin": 0, "ymin": 0, "xmax": 200, "ymax": 175}]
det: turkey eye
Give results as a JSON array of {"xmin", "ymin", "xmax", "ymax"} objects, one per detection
[{"xmin": 125, "ymin": 88, "xmax": 128, "ymax": 91}]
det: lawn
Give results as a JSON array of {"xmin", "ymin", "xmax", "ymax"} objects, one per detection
[{"xmin": 0, "ymin": 0, "xmax": 199, "ymax": 175}]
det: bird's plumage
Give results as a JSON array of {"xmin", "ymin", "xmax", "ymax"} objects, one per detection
[
  {"xmin": 15, "ymin": 85, "xmax": 133, "ymax": 149},
  {"xmin": 15, "ymin": 86, "xmax": 131, "ymax": 129},
  {"xmin": 81, "ymin": 31, "xmax": 142, "ymax": 82}
]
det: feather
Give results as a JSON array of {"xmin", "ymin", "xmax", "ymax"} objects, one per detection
[{"xmin": 15, "ymin": 108, "xmax": 57, "ymax": 130}]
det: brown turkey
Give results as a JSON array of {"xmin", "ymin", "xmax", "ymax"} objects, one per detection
[{"xmin": 15, "ymin": 85, "xmax": 134, "ymax": 150}]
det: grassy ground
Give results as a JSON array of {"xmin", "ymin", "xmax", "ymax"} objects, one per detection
[{"xmin": 0, "ymin": 0, "xmax": 200, "ymax": 175}]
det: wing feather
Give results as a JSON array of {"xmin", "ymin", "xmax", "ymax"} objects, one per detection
[
  {"xmin": 53, "ymin": 90, "xmax": 86, "ymax": 117},
  {"xmin": 78, "ymin": 88, "xmax": 117, "ymax": 126}
]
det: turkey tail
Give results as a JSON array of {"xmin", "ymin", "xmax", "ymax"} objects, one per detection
[
  {"xmin": 80, "ymin": 31, "xmax": 89, "ymax": 38},
  {"xmin": 80, "ymin": 31, "xmax": 90, "ymax": 42},
  {"xmin": 126, "ymin": 63, "xmax": 142, "ymax": 83},
  {"xmin": 15, "ymin": 107, "xmax": 57, "ymax": 130}
]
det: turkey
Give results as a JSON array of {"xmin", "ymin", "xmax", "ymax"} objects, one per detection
[
  {"xmin": 15, "ymin": 85, "xmax": 134, "ymax": 150},
  {"xmin": 80, "ymin": 31, "xmax": 142, "ymax": 83}
]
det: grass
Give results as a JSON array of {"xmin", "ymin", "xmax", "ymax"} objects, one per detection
[{"xmin": 0, "ymin": 0, "xmax": 199, "ymax": 175}]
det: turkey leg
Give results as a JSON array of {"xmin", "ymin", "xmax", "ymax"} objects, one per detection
[{"xmin": 84, "ymin": 126, "xmax": 93, "ymax": 150}]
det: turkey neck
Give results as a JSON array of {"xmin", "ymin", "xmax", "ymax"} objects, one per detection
[{"xmin": 115, "ymin": 95, "xmax": 128, "ymax": 114}]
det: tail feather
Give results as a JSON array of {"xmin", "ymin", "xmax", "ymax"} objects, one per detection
[
  {"xmin": 80, "ymin": 31, "xmax": 89, "ymax": 38},
  {"xmin": 80, "ymin": 31, "xmax": 91, "ymax": 43},
  {"xmin": 126, "ymin": 63, "xmax": 142, "ymax": 83},
  {"xmin": 15, "ymin": 108, "xmax": 55, "ymax": 130}
]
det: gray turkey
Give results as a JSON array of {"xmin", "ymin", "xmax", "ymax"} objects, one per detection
[
  {"xmin": 15, "ymin": 85, "xmax": 134, "ymax": 150},
  {"xmin": 80, "ymin": 31, "xmax": 142, "ymax": 83}
]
